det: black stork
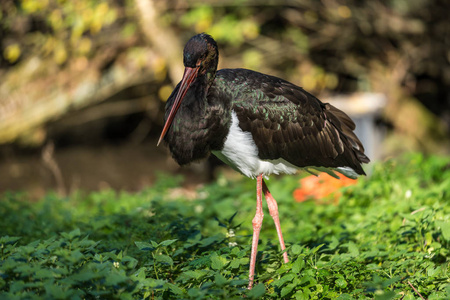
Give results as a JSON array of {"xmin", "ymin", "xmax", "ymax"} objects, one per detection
[{"xmin": 157, "ymin": 33, "xmax": 370, "ymax": 289}]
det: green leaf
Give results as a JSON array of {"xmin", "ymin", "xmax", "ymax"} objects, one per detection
[
  {"xmin": 200, "ymin": 234, "xmax": 225, "ymax": 247},
  {"xmin": 70, "ymin": 270, "xmax": 97, "ymax": 282},
  {"xmin": 142, "ymin": 278, "xmax": 166, "ymax": 289},
  {"xmin": 178, "ymin": 270, "xmax": 208, "ymax": 281},
  {"xmin": 343, "ymin": 242, "xmax": 359, "ymax": 257},
  {"xmin": 0, "ymin": 236, "xmax": 21, "ymax": 246},
  {"xmin": 188, "ymin": 256, "xmax": 210, "ymax": 268},
  {"xmin": 298, "ymin": 275, "xmax": 317, "ymax": 287},
  {"xmin": 214, "ymin": 273, "xmax": 227, "ymax": 286},
  {"xmin": 228, "ymin": 211, "xmax": 238, "ymax": 224},
  {"xmin": 122, "ymin": 256, "xmax": 138, "ymax": 269},
  {"xmin": 187, "ymin": 288, "xmax": 203, "ymax": 298},
  {"xmin": 336, "ymin": 278, "xmax": 347, "ymax": 288},
  {"xmin": 328, "ymin": 236, "xmax": 339, "ymax": 250},
  {"xmin": 229, "ymin": 258, "xmax": 240, "ymax": 269},
  {"xmin": 155, "ymin": 254, "xmax": 173, "ymax": 266},
  {"xmin": 427, "ymin": 265, "xmax": 440, "ymax": 277},
  {"xmin": 273, "ymin": 273, "xmax": 295, "ymax": 287},
  {"xmin": 164, "ymin": 282, "xmax": 184, "ymax": 295},
  {"xmin": 229, "ymin": 279, "xmax": 248, "ymax": 286},
  {"xmin": 44, "ymin": 284, "xmax": 68, "ymax": 299},
  {"xmin": 105, "ymin": 272, "xmax": 127, "ymax": 286},
  {"xmin": 34, "ymin": 269, "xmax": 54, "ymax": 280},
  {"xmin": 67, "ymin": 250, "xmax": 84, "ymax": 263},
  {"xmin": 281, "ymin": 283, "xmax": 295, "ymax": 297},
  {"xmin": 291, "ymin": 244, "xmax": 302, "ymax": 255},
  {"xmin": 311, "ymin": 244, "xmax": 325, "ymax": 254},
  {"xmin": 375, "ymin": 291, "xmax": 396, "ymax": 300},
  {"xmin": 436, "ymin": 220, "xmax": 450, "ymax": 241},
  {"xmin": 337, "ymin": 294, "xmax": 353, "ymax": 300},
  {"xmin": 247, "ymin": 283, "xmax": 265, "ymax": 298},
  {"xmin": 292, "ymin": 258, "xmax": 304, "ymax": 274},
  {"xmin": 135, "ymin": 241, "xmax": 155, "ymax": 251},
  {"xmin": 381, "ymin": 276, "xmax": 401, "ymax": 288},
  {"xmin": 159, "ymin": 239, "xmax": 178, "ymax": 247},
  {"xmin": 210, "ymin": 254, "xmax": 227, "ymax": 270},
  {"xmin": 66, "ymin": 228, "xmax": 81, "ymax": 240},
  {"xmin": 135, "ymin": 267, "xmax": 147, "ymax": 280},
  {"xmin": 103, "ymin": 251, "xmax": 118, "ymax": 261}
]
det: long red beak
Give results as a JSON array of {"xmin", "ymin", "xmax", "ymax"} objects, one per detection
[{"xmin": 157, "ymin": 67, "xmax": 199, "ymax": 146}]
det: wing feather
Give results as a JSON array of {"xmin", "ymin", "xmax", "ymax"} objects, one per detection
[{"xmin": 214, "ymin": 69, "xmax": 370, "ymax": 175}]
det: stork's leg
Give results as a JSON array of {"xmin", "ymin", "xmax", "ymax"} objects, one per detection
[
  {"xmin": 262, "ymin": 179, "xmax": 289, "ymax": 264},
  {"xmin": 248, "ymin": 174, "xmax": 264, "ymax": 290}
]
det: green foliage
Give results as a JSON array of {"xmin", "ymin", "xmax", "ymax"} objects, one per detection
[
  {"xmin": 2, "ymin": 0, "xmax": 123, "ymax": 64},
  {"xmin": 1, "ymin": 153, "xmax": 450, "ymax": 299}
]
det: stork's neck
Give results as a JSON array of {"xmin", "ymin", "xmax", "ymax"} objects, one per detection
[
  {"xmin": 181, "ymin": 75, "xmax": 210, "ymax": 110},
  {"xmin": 164, "ymin": 74, "xmax": 231, "ymax": 166},
  {"xmin": 184, "ymin": 66, "xmax": 217, "ymax": 108},
  {"xmin": 202, "ymin": 57, "xmax": 218, "ymax": 94},
  {"xmin": 208, "ymin": 59, "xmax": 218, "ymax": 83}
]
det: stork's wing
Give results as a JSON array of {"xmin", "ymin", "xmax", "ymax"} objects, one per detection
[{"xmin": 215, "ymin": 69, "xmax": 370, "ymax": 176}]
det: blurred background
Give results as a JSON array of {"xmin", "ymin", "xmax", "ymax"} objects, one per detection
[{"xmin": 1, "ymin": 0, "xmax": 449, "ymax": 198}]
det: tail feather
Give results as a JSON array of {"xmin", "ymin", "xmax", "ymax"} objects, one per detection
[{"xmin": 324, "ymin": 103, "xmax": 370, "ymax": 166}]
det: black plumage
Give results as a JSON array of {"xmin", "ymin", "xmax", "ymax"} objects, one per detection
[
  {"xmin": 209, "ymin": 68, "xmax": 369, "ymax": 175},
  {"xmin": 164, "ymin": 65, "xmax": 370, "ymax": 175}
]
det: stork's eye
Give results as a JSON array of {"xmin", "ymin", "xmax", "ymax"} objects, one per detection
[{"xmin": 196, "ymin": 59, "xmax": 204, "ymax": 69}]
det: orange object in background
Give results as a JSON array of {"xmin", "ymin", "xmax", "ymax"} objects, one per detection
[{"xmin": 293, "ymin": 173, "xmax": 357, "ymax": 204}]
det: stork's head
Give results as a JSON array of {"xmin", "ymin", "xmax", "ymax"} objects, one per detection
[{"xmin": 157, "ymin": 33, "xmax": 219, "ymax": 146}]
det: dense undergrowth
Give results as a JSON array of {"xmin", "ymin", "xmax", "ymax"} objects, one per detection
[{"xmin": 1, "ymin": 153, "xmax": 449, "ymax": 299}]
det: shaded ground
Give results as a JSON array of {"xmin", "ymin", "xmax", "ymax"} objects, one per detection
[{"xmin": 0, "ymin": 141, "xmax": 214, "ymax": 199}]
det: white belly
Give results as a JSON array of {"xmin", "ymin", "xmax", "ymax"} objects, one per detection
[{"xmin": 212, "ymin": 111, "xmax": 298, "ymax": 179}]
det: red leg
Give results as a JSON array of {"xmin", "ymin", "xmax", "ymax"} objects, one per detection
[
  {"xmin": 262, "ymin": 179, "xmax": 289, "ymax": 264},
  {"xmin": 248, "ymin": 174, "xmax": 264, "ymax": 290}
]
